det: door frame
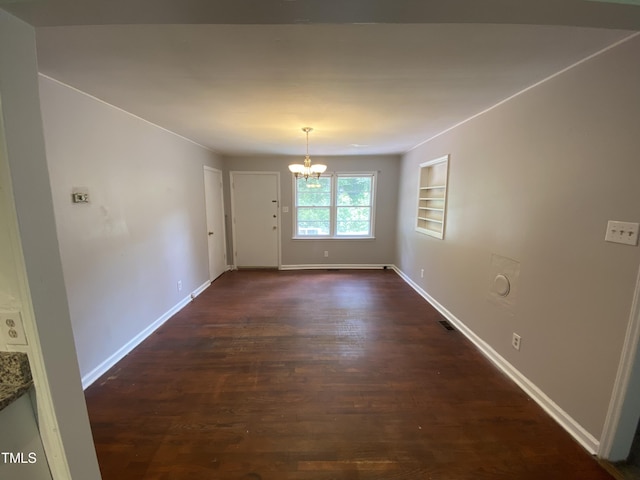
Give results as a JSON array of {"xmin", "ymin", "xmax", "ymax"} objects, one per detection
[
  {"xmin": 203, "ymin": 166, "xmax": 227, "ymax": 281},
  {"xmin": 599, "ymin": 263, "xmax": 640, "ymax": 460},
  {"xmin": 229, "ymin": 171, "xmax": 281, "ymax": 269},
  {"xmin": 0, "ymin": 98, "xmax": 74, "ymax": 478}
]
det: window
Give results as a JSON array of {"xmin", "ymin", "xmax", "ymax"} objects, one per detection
[
  {"xmin": 294, "ymin": 173, "xmax": 375, "ymax": 238},
  {"xmin": 296, "ymin": 176, "xmax": 332, "ymax": 236}
]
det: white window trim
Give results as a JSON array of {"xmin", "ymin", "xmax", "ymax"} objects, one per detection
[{"xmin": 292, "ymin": 171, "xmax": 377, "ymax": 240}]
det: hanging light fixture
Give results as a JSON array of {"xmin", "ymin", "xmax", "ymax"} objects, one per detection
[{"xmin": 288, "ymin": 127, "xmax": 327, "ymax": 180}]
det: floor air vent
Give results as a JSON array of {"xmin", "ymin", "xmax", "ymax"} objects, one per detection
[{"xmin": 439, "ymin": 320, "xmax": 455, "ymax": 331}]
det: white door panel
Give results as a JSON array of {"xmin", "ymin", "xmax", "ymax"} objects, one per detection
[
  {"xmin": 204, "ymin": 167, "xmax": 226, "ymax": 281},
  {"xmin": 231, "ymin": 172, "xmax": 279, "ymax": 268}
]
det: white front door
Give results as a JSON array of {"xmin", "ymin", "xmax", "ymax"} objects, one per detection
[
  {"xmin": 231, "ymin": 172, "xmax": 279, "ymax": 268},
  {"xmin": 204, "ymin": 167, "xmax": 226, "ymax": 281}
]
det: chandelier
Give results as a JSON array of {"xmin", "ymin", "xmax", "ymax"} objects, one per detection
[{"xmin": 288, "ymin": 127, "xmax": 327, "ymax": 180}]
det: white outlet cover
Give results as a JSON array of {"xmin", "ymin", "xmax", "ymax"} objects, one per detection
[
  {"xmin": 1, "ymin": 311, "xmax": 28, "ymax": 346},
  {"xmin": 605, "ymin": 220, "xmax": 639, "ymax": 246},
  {"xmin": 512, "ymin": 333, "xmax": 521, "ymax": 351}
]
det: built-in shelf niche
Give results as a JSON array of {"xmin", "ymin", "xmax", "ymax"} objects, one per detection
[{"xmin": 416, "ymin": 155, "xmax": 449, "ymax": 239}]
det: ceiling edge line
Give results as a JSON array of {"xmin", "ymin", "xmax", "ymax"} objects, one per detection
[
  {"xmin": 37, "ymin": 72, "xmax": 220, "ymax": 155},
  {"xmin": 404, "ymin": 31, "xmax": 640, "ymax": 155}
]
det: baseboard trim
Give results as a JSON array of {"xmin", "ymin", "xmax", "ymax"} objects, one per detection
[
  {"xmin": 191, "ymin": 280, "xmax": 210, "ymax": 298},
  {"xmin": 81, "ymin": 279, "xmax": 211, "ymax": 389},
  {"xmin": 280, "ymin": 264, "xmax": 391, "ymax": 270},
  {"xmin": 392, "ymin": 265, "xmax": 600, "ymax": 454}
]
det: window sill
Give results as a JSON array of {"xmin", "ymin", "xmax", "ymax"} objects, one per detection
[{"xmin": 292, "ymin": 236, "xmax": 376, "ymax": 241}]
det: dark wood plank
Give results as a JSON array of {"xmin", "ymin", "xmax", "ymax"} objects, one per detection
[{"xmin": 85, "ymin": 270, "xmax": 612, "ymax": 480}]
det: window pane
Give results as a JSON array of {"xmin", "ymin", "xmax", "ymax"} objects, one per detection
[
  {"xmin": 337, "ymin": 176, "xmax": 371, "ymax": 206},
  {"xmin": 336, "ymin": 206, "xmax": 371, "ymax": 236},
  {"xmin": 297, "ymin": 207, "xmax": 330, "ymax": 236},
  {"xmin": 297, "ymin": 177, "xmax": 331, "ymax": 206}
]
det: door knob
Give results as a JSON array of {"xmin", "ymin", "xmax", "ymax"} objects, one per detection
[
  {"xmin": 208, "ymin": 231, "xmax": 214, "ymax": 236},
  {"xmin": 273, "ymin": 226, "xmax": 277, "ymax": 230},
  {"xmin": 273, "ymin": 215, "xmax": 277, "ymax": 218}
]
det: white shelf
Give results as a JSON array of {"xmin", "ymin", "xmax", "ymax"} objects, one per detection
[
  {"xmin": 417, "ymin": 227, "xmax": 443, "ymax": 239},
  {"xmin": 417, "ymin": 217, "xmax": 443, "ymax": 224},
  {"xmin": 415, "ymin": 155, "xmax": 449, "ymax": 239}
]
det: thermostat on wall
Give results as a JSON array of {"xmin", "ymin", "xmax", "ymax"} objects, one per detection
[{"xmin": 71, "ymin": 189, "xmax": 89, "ymax": 203}]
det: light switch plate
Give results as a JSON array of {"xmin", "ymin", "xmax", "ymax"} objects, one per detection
[
  {"xmin": 1, "ymin": 311, "xmax": 28, "ymax": 346},
  {"xmin": 605, "ymin": 221, "xmax": 639, "ymax": 246}
]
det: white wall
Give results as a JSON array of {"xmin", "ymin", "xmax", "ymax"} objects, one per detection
[
  {"xmin": 224, "ymin": 154, "xmax": 400, "ymax": 267},
  {"xmin": 396, "ymin": 35, "xmax": 640, "ymax": 445},
  {"xmin": 0, "ymin": 10, "xmax": 102, "ymax": 479},
  {"xmin": 0, "ymin": 124, "xmax": 22, "ymax": 317},
  {"xmin": 38, "ymin": 76, "xmax": 223, "ymax": 384}
]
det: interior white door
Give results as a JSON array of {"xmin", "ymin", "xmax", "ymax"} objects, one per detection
[
  {"xmin": 204, "ymin": 167, "xmax": 226, "ymax": 281},
  {"xmin": 231, "ymin": 172, "xmax": 279, "ymax": 268}
]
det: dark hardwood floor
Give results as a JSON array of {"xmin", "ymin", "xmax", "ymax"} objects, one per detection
[{"xmin": 85, "ymin": 270, "xmax": 612, "ymax": 479}]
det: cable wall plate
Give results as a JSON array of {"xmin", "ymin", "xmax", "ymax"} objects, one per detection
[{"xmin": 487, "ymin": 254, "xmax": 520, "ymax": 314}]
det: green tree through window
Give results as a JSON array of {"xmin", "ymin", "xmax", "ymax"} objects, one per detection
[{"xmin": 296, "ymin": 177, "xmax": 331, "ymax": 235}]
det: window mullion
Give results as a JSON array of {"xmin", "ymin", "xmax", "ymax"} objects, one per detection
[{"xmin": 330, "ymin": 174, "xmax": 336, "ymax": 237}]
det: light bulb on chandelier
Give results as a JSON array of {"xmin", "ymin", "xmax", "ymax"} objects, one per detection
[{"xmin": 288, "ymin": 127, "xmax": 327, "ymax": 180}]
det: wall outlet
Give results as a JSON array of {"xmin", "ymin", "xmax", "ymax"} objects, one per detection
[
  {"xmin": 420, "ymin": 269, "xmax": 424, "ymax": 278},
  {"xmin": 324, "ymin": 251, "xmax": 329, "ymax": 258},
  {"xmin": 605, "ymin": 220, "xmax": 639, "ymax": 246},
  {"xmin": 512, "ymin": 333, "xmax": 521, "ymax": 351},
  {"xmin": 177, "ymin": 280, "xmax": 183, "ymax": 292},
  {"xmin": 1, "ymin": 312, "xmax": 28, "ymax": 346}
]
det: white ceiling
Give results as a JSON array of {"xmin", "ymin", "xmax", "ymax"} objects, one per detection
[{"xmin": 3, "ymin": 0, "xmax": 639, "ymax": 155}]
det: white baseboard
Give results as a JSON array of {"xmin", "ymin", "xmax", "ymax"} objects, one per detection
[
  {"xmin": 191, "ymin": 280, "xmax": 210, "ymax": 298},
  {"xmin": 392, "ymin": 265, "xmax": 600, "ymax": 454},
  {"xmin": 280, "ymin": 264, "xmax": 391, "ymax": 270},
  {"xmin": 81, "ymin": 279, "xmax": 211, "ymax": 389}
]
